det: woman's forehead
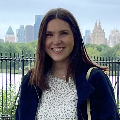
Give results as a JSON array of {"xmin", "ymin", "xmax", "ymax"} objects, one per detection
[{"xmin": 46, "ymin": 19, "xmax": 71, "ymax": 32}]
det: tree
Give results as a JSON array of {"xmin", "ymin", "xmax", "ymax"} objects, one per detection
[
  {"xmin": 86, "ymin": 47, "xmax": 100, "ymax": 57},
  {"xmin": 112, "ymin": 43, "xmax": 120, "ymax": 58},
  {"xmin": 0, "ymin": 43, "xmax": 7, "ymax": 54},
  {"xmin": 16, "ymin": 43, "xmax": 35, "ymax": 58},
  {"xmin": 85, "ymin": 43, "xmax": 113, "ymax": 59},
  {"xmin": 28, "ymin": 40, "xmax": 37, "ymax": 50}
]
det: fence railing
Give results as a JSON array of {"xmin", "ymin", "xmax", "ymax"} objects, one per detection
[
  {"xmin": 0, "ymin": 52, "xmax": 120, "ymax": 119},
  {"xmin": 0, "ymin": 52, "xmax": 35, "ymax": 119}
]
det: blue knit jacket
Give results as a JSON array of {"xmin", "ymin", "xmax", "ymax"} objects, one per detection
[{"xmin": 15, "ymin": 68, "xmax": 119, "ymax": 120}]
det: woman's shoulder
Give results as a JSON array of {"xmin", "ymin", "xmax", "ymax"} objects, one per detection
[
  {"xmin": 89, "ymin": 67, "xmax": 115, "ymax": 98},
  {"xmin": 89, "ymin": 67, "xmax": 107, "ymax": 79},
  {"xmin": 21, "ymin": 69, "xmax": 32, "ymax": 88},
  {"xmin": 86, "ymin": 67, "xmax": 112, "ymax": 90},
  {"xmin": 19, "ymin": 69, "xmax": 36, "ymax": 99},
  {"xmin": 88, "ymin": 67, "xmax": 108, "ymax": 83}
]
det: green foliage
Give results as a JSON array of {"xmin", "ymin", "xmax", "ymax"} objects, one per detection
[
  {"xmin": 0, "ymin": 43, "xmax": 7, "ymax": 54},
  {"xmin": 86, "ymin": 47, "xmax": 100, "ymax": 57},
  {"xmin": 28, "ymin": 40, "xmax": 37, "ymax": 50},
  {"xmin": 116, "ymin": 50, "xmax": 120, "ymax": 57},
  {"xmin": 0, "ymin": 41, "xmax": 37, "ymax": 71},
  {"xmin": 1, "ymin": 41, "xmax": 120, "ymax": 64},
  {"xmin": 85, "ymin": 43, "xmax": 120, "ymax": 59},
  {"xmin": 15, "ymin": 43, "xmax": 35, "ymax": 57},
  {"xmin": 1, "ymin": 41, "xmax": 37, "ymax": 57},
  {"xmin": 0, "ymin": 82, "xmax": 17, "ymax": 117},
  {"xmin": 100, "ymin": 48, "xmax": 113, "ymax": 58},
  {"xmin": 5, "ymin": 44, "xmax": 21, "ymax": 57},
  {"xmin": 112, "ymin": 43, "xmax": 120, "ymax": 57}
]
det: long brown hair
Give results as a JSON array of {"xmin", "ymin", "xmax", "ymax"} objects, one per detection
[{"xmin": 30, "ymin": 8, "xmax": 108, "ymax": 90}]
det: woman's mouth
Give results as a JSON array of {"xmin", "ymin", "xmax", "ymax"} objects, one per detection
[{"xmin": 52, "ymin": 47, "xmax": 64, "ymax": 52}]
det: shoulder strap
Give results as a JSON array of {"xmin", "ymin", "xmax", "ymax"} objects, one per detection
[
  {"xmin": 86, "ymin": 67, "xmax": 97, "ymax": 120},
  {"xmin": 86, "ymin": 67, "xmax": 97, "ymax": 80},
  {"xmin": 87, "ymin": 99, "xmax": 91, "ymax": 120}
]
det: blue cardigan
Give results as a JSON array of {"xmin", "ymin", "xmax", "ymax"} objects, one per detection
[{"xmin": 15, "ymin": 68, "xmax": 119, "ymax": 120}]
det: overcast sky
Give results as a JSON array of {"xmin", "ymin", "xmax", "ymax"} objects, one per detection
[{"xmin": 0, "ymin": 0, "xmax": 120, "ymax": 40}]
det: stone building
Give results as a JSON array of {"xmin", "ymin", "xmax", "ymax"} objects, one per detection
[
  {"xmin": 108, "ymin": 29, "xmax": 120, "ymax": 47},
  {"xmin": 91, "ymin": 21, "xmax": 107, "ymax": 45}
]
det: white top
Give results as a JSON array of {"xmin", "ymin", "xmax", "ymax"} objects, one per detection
[{"xmin": 36, "ymin": 72, "xmax": 78, "ymax": 120}]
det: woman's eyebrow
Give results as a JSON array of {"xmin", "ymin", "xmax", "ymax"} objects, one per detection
[
  {"xmin": 46, "ymin": 29, "xmax": 70, "ymax": 33},
  {"xmin": 46, "ymin": 31, "xmax": 53, "ymax": 33},
  {"xmin": 59, "ymin": 30, "xmax": 70, "ymax": 33},
  {"xmin": 60, "ymin": 29, "xmax": 70, "ymax": 32}
]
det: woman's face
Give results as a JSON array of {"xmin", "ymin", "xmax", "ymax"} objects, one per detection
[{"xmin": 45, "ymin": 18, "xmax": 74, "ymax": 63}]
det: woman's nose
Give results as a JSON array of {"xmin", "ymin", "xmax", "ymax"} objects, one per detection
[{"xmin": 53, "ymin": 35, "xmax": 62, "ymax": 45}]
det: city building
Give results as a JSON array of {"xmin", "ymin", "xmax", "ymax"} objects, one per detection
[
  {"xmin": 25, "ymin": 25, "xmax": 34, "ymax": 43},
  {"xmin": 16, "ymin": 25, "xmax": 25, "ymax": 43},
  {"xmin": 108, "ymin": 29, "xmax": 120, "ymax": 47},
  {"xmin": 5, "ymin": 26, "xmax": 15, "ymax": 43},
  {"xmin": 85, "ymin": 30, "xmax": 91, "ymax": 44},
  {"xmin": 91, "ymin": 20, "xmax": 107, "ymax": 45},
  {"xmin": 0, "ymin": 39, "xmax": 4, "ymax": 43},
  {"xmin": 34, "ymin": 15, "xmax": 44, "ymax": 40},
  {"xmin": 83, "ymin": 36, "xmax": 85, "ymax": 43}
]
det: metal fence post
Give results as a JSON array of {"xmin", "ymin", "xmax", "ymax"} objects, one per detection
[
  {"xmin": 21, "ymin": 51, "xmax": 24, "ymax": 80},
  {"xmin": 0, "ymin": 53, "xmax": 4, "ymax": 115},
  {"xmin": 117, "ymin": 58, "xmax": 120, "ymax": 109}
]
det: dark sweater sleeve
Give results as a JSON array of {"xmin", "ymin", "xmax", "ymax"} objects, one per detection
[
  {"xmin": 90, "ymin": 69, "xmax": 119, "ymax": 120},
  {"xmin": 15, "ymin": 72, "xmax": 31, "ymax": 120}
]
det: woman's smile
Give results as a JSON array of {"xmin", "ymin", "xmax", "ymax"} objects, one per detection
[{"xmin": 52, "ymin": 47, "xmax": 64, "ymax": 52}]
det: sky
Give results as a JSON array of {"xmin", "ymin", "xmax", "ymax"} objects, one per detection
[{"xmin": 0, "ymin": 0, "xmax": 120, "ymax": 40}]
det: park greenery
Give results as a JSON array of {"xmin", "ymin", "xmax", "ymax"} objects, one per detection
[
  {"xmin": 1, "ymin": 40, "xmax": 120, "ymax": 73},
  {"xmin": 85, "ymin": 43, "xmax": 120, "ymax": 59},
  {"xmin": 0, "ymin": 81, "xmax": 17, "ymax": 117},
  {"xmin": 1, "ymin": 40, "xmax": 120, "ymax": 59},
  {"xmin": 1, "ymin": 40, "xmax": 120, "ymax": 74},
  {"xmin": 0, "ymin": 40, "xmax": 37, "ymax": 58}
]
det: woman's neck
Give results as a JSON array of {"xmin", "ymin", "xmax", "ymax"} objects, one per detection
[{"xmin": 50, "ymin": 61, "xmax": 69, "ymax": 80}]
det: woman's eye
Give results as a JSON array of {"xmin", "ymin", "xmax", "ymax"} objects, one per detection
[
  {"xmin": 61, "ymin": 32, "xmax": 68, "ymax": 36},
  {"xmin": 46, "ymin": 33, "xmax": 53, "ymax": 37}
]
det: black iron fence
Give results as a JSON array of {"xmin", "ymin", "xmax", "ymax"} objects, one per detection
[
  {"xmin": 0, "ymin": 52, "xmax": 120, "ymax": 119},
  {"xmin": 0, "ymin": 52, "xmax": 35, "ymax": 120}
]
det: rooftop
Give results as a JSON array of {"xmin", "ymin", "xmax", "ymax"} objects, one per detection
[{"xmin": 6, "ymin": 26, "xmax": 14, "ymax": 35}]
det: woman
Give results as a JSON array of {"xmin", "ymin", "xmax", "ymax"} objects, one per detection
[{"xmin": 15, "ymin": 8, "xmax": 119, "ymax": 120}]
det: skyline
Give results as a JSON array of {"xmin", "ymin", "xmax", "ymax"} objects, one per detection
[{"xmin": 0, "ymin": 0, "xmax": 120, "ymax": 40}]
